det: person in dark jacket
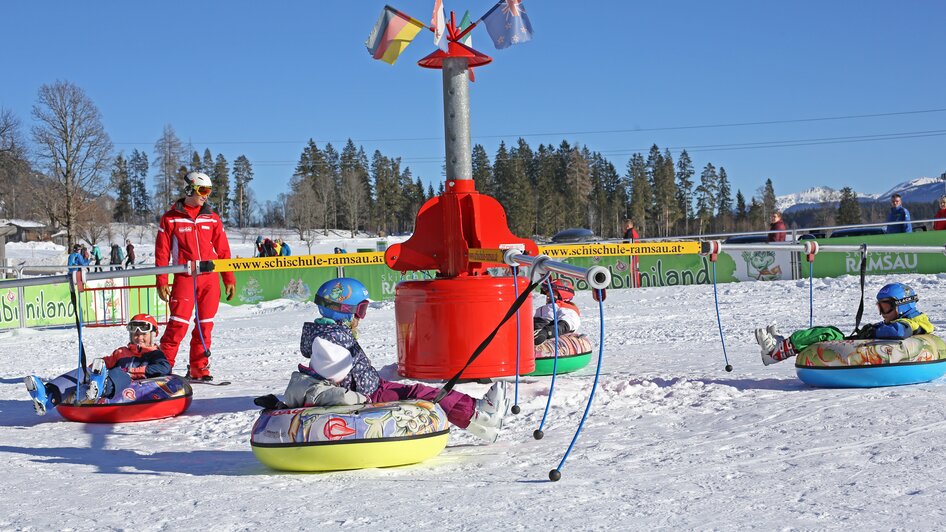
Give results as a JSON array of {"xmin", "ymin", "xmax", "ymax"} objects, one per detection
[
  {"xmin": 885, "ymin": 194, "xmax": 913, "ymax": 233},
  {"xmin": 124, "ymin": 240, "xmax": 136, "ymax": 268},
  {"xmin": 109, "ymin": 243, "xmax": 124, "ymax": 269},
  {"xmin": 768, "ymin": 211, "xmax": 787, "ymax": 242},
  {"xmin": 23, "ymin": 313, "xmax": 171, "ymax": 415}
]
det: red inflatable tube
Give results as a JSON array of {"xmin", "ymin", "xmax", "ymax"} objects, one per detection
[{"xmin": 56, "ymin": 394, "xmax": 192, "ymax": 423}]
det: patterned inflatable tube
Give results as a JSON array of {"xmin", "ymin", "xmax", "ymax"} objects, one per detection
[
  {"xmin": 529, "ymin": 333, "xmax": 593, "ymax": 376},
  {"xmin": 251, "ymin": 399, "xmax": 450, "ymax": 472},
  {"xmin": 795, "ymin": 334, "xmax": 946, "ymax": 388},
  {"xmin": 56, "ymin": 374, "xmax": 193, "ymax": 423}
]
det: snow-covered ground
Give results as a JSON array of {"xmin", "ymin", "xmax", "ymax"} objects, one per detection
[{"xmin": 2, "ymin": 252, "xmax": 946, "ymax": 528}]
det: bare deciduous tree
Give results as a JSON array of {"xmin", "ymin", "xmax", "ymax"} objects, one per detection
[
  {"xmin": 340, "ymin": 167, "xmax": 367, "ymax": 238},
  {"xmin": 287, "ymin": 175, "xmax": 322, "ymax": 253},
  {"xmin": 31, "ymin": 81, "xmax": 113, "ymax": 244}
]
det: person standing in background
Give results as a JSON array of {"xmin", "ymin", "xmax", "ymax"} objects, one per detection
[
  {"xmin": 768, "ymin": 211, "xmax": 787, "ymax": 242},
  {"xmin": 124, "ymin": 239, "xmax": 136, "ymax": 268},
  {"xmin": 933, "ymin": 196, "xmax": 946, "ymax": 231},
  {"xmin": 885, "ymin": 193, "xmax": 912, "ymax": 233},
  {"xmin": 622, "ymin": 219, "xmax": 640, "ymax": 288},
  {"xmin": 109, "ymin": 243, "xmax": 124, "ymax": 270}
]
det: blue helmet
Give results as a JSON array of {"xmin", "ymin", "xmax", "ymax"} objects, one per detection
[
  {"xmin": 876, "ymin": 282, "xmax": 918, "ymax": 316},
  {"xmin": 315, "ymin": 278, "xmax": 370, "ymax": 322}
]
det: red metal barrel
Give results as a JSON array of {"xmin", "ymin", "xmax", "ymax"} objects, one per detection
[{"xmin": 396, "ymin": 276, "xmax": 534, "ymax": 379}]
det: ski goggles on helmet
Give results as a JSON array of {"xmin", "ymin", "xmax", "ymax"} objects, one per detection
[
  {"xmin": 191, "ymin": 184, "xmax": 212, "ymax": 197},
  {"xmin": 315, "ymin": 295, "xmax": 370, "ymax": 319},
  {"xmin": 127, "ymin": 320, "xmax": 156, "ymax": 334}
]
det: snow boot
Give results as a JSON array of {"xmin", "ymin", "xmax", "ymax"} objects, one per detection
[
  {"xmin": 465, "ymin": 409, "xmax": 504, "ymax": 443},
  {"xmin": 475, "ymin": 381, "xmax": 511, "ymax": 416},
  {"xmin": 755, "ymin": 327, "xmax": 796, "ymax": 366},
  {"xmin": 188, "ymin": 364, "xmax": 213, "ymax": 382},
  {"xmin": 85, "ymin": 358, "xmax": 109, "ymax": 401},
  {"xmin": 24, "ymin": 376, "xmax": 53, "ymax": 416}
]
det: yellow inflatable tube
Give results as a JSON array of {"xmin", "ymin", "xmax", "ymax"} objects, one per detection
[{"xmin": 250, "ymin": 399, "xmax": 450, "ymax": 472}]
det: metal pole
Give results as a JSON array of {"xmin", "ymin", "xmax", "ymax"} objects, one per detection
[
  {"xmin": 503, "ymin": 250, "xmax": 612, "ymax": 289},
  {"xmin": 442, "ymin": 57, "xmax": 472, "ymax": 182},
  {"xmin": 708, "ymin": 243, "xmax": 946, "ymax": 254},
  {"xmin": 0, "ymin": 264, "xmax": 190, "ymax": 290}
]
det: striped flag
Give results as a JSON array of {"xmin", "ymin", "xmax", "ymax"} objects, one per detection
[{"xmin": 365, "ymin": 6, "xmax": 425, "ymax": 65}]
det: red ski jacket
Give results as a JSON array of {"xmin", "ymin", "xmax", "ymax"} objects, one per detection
[
  {"xmin": 103, "ymin": 343, "xmax": 171, "ymax": 379},
  {"xmin": 155, "ymin": 200, "xmax": 236, "ymax": 288}
]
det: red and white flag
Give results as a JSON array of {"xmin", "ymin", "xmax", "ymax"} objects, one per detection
[{"xmin": 432, "ymin": 0, "xmax": 449, "ymax": 51}]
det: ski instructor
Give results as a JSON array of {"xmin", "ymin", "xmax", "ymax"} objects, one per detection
[{"xmin": 155, "ymin": 171, "xmax": 236, "ymax": 382}]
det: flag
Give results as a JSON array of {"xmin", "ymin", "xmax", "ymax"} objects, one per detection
[
  {"xmin": 481, "ymin": 0, "xmax": 534, "ymax": 50},
  {"xmin": 458, "ymin": 10, "xmax": 473, "ymax": 47},
  {"xmin": 432, "ymin": 0, "xmax": 449, "ymax": 52},
  {"xmin": 365, "ymin": 6, "xmax": 425, "ymax": 65}
]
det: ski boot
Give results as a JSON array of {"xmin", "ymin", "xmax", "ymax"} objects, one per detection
[
  {"xmin": 475, "ymin": 381, "xmax": 511, "ymax": 416},
  {"xmin": 85, "ymin": 358, "xmax": 109, "ymax": 401},
  {"xmin": 754, "ymin": 326, "xmax": 796, "ymax": 366},
  {"xmin": 24, "ymin": 376, "xmax": 53, "ymax": 416},
  {"xmin": 465, "ymin": 409, "xmax": 504, "ymax": 443},
  {"xmin": 188, "ymin": 365, "xmax": 214, "ymax": 382}
]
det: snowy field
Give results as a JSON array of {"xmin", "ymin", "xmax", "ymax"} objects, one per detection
[{"xmin": 2, "ymin": 260, "xmax": 946, "ymax": 529}]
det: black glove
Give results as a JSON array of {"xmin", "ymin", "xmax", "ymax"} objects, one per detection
[
  {"xmin": 850, "ymin": 323, "xmax": 877, "ymax": 340},
  {"xmin": 253, "ymin": 394, "xmax": 287, "ymax": 410}
]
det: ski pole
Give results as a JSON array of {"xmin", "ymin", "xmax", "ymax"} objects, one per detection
[{"xmin": 549, "ymin": 287, "xmax": 607, "ymax": 482}]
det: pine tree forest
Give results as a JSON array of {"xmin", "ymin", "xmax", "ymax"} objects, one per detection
[{"xmin": 3, "ymin": 90, "xmax": 920, "ymax": 242}]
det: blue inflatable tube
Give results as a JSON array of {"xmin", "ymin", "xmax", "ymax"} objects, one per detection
[
  {"xmin": 797, "ymin": 360, "xmax": 946, "ymax": 388},
  {"xmin": 794, "ymin": 335, "xmax": 946, "ymax": 388}
]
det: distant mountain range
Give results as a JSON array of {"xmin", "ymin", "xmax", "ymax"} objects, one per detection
[{"xmin": 777, "ymin": 176, "xmax": 946, "ymax": 214}]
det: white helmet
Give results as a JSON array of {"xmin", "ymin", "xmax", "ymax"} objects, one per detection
[
  {"xmin": 186, "ymin": 171, "xmax": 212, "ymax": 187},
  {"xmin": 184, "ymin": 172, "xmax": 212, "ymax": 197}
]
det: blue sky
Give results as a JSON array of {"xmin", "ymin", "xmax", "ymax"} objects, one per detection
[{"xmin": 3, "ymin": 1, "xmax": 945, "ymax": 206}]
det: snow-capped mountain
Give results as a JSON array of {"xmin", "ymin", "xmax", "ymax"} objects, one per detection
[{"xmin": 777, "ymin": 176, "xmax": 946, "ymax": 214}]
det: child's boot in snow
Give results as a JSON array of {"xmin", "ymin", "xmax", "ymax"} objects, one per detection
[
  {"xmin": 466, "ymin": 409, "xmax": 504, "ymax": 443},
  {"xmin": 755, "ymin": 327, "xmax": 796, "ymax": 366},
  {"xmin": 85, "ymin": 358, "xmax": 109, "ymax": 401},
  {"xmin": 24, "ymin": 376, "xmax": 53, "ymax": 416},
  {"xmin": 475, "ymin": 381, "xmax": 510, "ymax": 416}
]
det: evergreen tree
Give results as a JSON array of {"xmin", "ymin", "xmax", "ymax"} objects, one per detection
[
  {"xmin": 761, "ymin": 178, "xmax": 777, "ymax": 219},
  {"xmin": 212, "ymin": 154, "xmax": 230, "ymax": 221},
  {"xmin": 128, "ymin": 149, "xmax": 151, "ymax": 221},
  {"xmin": 201, "ymin": 149, "xmax": 214, "ymax": 177},
  {"xmin": 837, "ymin": 186, "xmax": 861, "ymax": 225},
  {"xmin": 533, "ymin": 144, "xmax": 564, "ymax": 236},
  {"xmin": 190, "ymin": 151, "xmax": 202, "ymax": 173},
  {"xmin": 111, "ymin": 153, "xmax": 133, "ymax": 222},
  {"xmin": 716, "ymin": 167, "xmax": 733, "ymax": 232},
  {"xmin": 564, "ymin": 147, "xmax": 591, "ymax": 227},
  {"xmin": 627, "ymin": 153, "xmax": 651, "ymax": 236},
  {"xmin": 695, "ymin": 163, "xmax": 718, "ymax": 234},
  {"xmin": 735, "ymin": 190, "xmax": 747, "ymax": 231},
  {"xmin": 471, "ymin": 144, "xmax": 495, "ymax": 196},
  {"xmin": 323, "ymin": 142, "xmax": 340, "ymax": 228},
  {"xmin": 653, "ymin": 148, "xmax": 679, "ymax": 236},
  {"xmin": 675, "ymin": 149, "xmax": 695, "ymax": 234},
  {"xmin": 505, "ymin": 140, "xmax": 536, "ymax": 235},
  {"xmin": 232, "ymin": 155, "xmax": 254, "ymax": 228}
]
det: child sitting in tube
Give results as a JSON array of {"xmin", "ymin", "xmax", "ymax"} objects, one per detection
[
  {"xmin": 533, "ymin": 278, "xmax": 581, "ymax": 345},
  {"xmin": 255, "ymin": 277, "xmax": 512, "ymax": 442},
  {"xmin": 754, "ymin": 282, "xmax": 934, "ymax": 366},
  {"xmin": 24, "ymin": 314, "xmax": 172, "ymax": 415}
]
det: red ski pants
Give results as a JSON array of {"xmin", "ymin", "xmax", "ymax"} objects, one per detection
[{"xmin": 160, "ymin": 273, "xmax": 220, "ymax": 374}]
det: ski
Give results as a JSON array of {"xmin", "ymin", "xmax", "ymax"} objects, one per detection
[{"xmin": 182, "ymin": 376, "xmax": 231, "ymax": 386}]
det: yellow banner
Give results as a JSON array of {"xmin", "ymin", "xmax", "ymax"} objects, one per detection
[
  {"xmin": 539, "ymin": 241, "xmax": 700, "ymax": 259},
  {"xmin": 211, "ymin": 252, "xmax": 386, "ymax": 273}
]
